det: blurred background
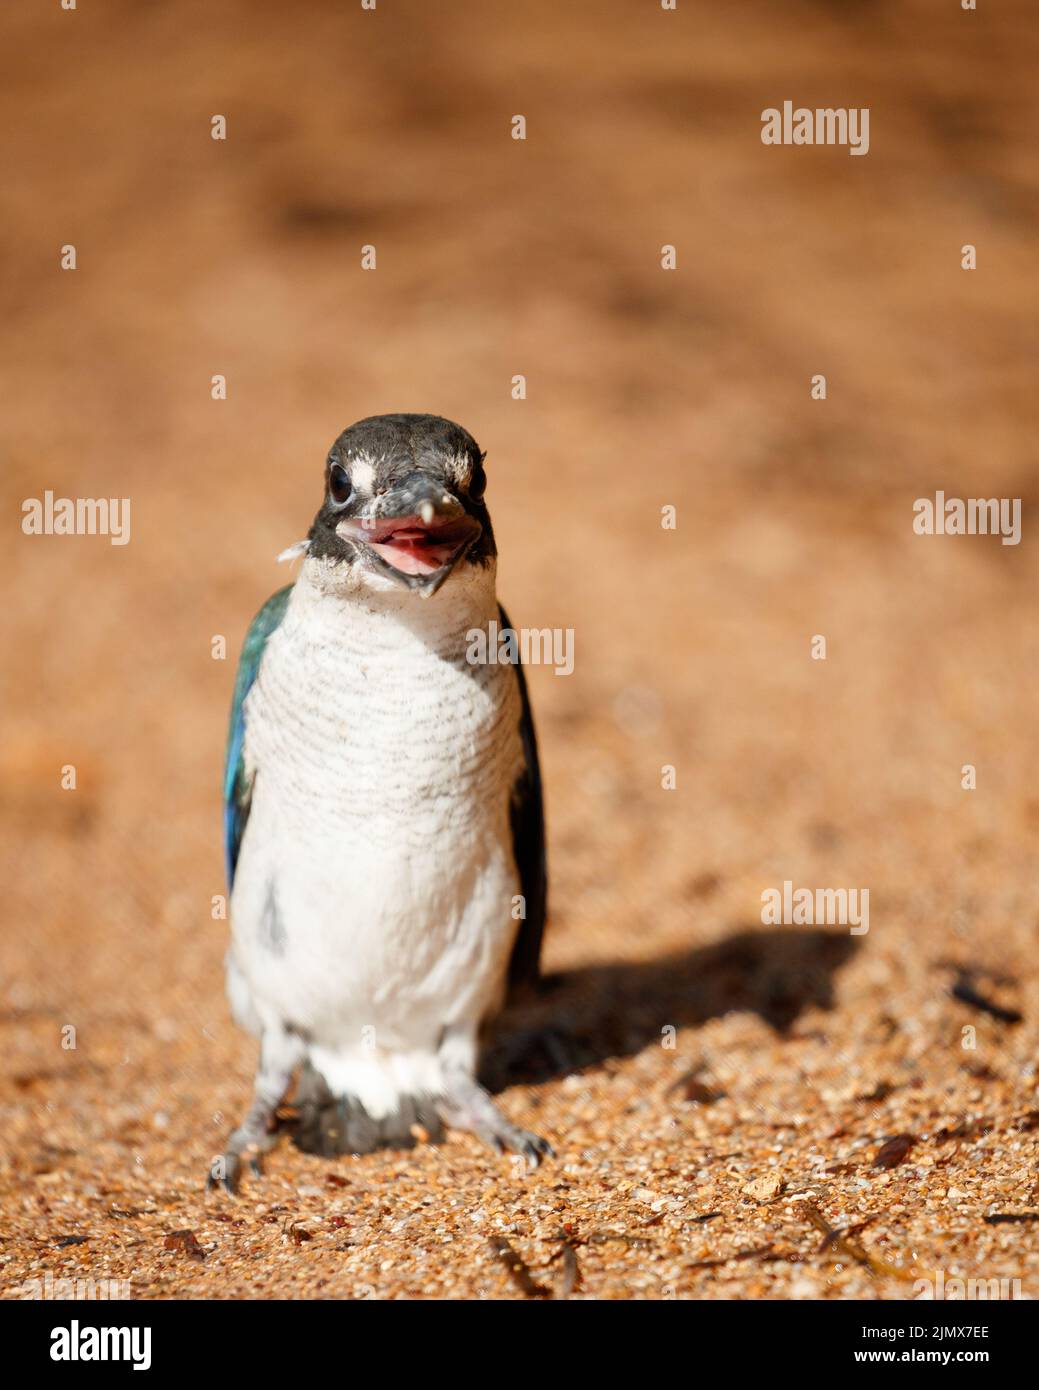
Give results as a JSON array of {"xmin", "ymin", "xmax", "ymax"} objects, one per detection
[{"xmin": 2, "ymin": 0, "xmax": 1038, "ymax": 1299}]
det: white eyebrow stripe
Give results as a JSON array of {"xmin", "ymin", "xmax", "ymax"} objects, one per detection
[
  {"xmin": 449, "ymin": 452, "xmax": 472, "ymax": 485},
  {"xmin": 349, "ymin": 457, "xmax": 376, "ymax": 494}
]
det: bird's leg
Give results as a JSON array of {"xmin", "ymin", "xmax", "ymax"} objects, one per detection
[
  {"xmin": 208, "ymin": 1025, "xmax": 305, "ymax": 1194},
  {"xmin": 438, "ymin": 1070, "xmax": 553, "ymax": 1168},
  {"xmin": 436, "ymin": 1030, "xmax": 553, "ymax": 1168}
]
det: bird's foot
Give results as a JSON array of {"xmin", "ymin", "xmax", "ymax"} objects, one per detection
[
  {"xmin": 207, "ymin": 1104, "xmax": 281, "ymax": 1195},
  {"xmin": 438, "ymin": 1073, "xmax": 554, "ymax": 1169}
]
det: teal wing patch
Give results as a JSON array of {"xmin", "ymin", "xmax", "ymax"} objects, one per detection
[{"xmin": 223, "ymin": 585, "xmax": 293, "ymax": 887}]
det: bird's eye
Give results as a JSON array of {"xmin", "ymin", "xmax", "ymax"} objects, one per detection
[
  {"xmin": 329, "ymin": 463, "xmax": 352, "ymax": 505},
  {"xmin": 469, "ymin": 459, "xmax": 486, "ymax": 499}
]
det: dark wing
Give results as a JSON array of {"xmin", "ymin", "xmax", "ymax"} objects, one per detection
[
  {"xmin": 501, "ymin": 603, "xmax": 547, "ymax": 997},
  {"xmin": 223, "ymin": 585, "xmax": 293, "ymax": 887}
]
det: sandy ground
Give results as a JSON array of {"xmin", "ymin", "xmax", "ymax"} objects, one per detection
[{"xmin": 2, "ymin": 0, "xmax": 1038, "ymax": 1299}]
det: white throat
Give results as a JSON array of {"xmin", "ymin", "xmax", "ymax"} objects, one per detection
[{"xmin": 295, "ymin": 552, "xmax": 501, "ymax": 654}]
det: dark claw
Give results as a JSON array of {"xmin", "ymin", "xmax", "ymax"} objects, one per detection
[{"xmin": 516, "ymin": 1132, "xmax": 554, "ymax": 1167}]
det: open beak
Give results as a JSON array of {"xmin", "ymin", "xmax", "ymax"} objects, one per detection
[{"xmin": 337, "ymin": 479, "xmax": 481, "ymax": 595}]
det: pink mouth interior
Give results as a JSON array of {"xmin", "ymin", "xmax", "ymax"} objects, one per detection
[{"xmin": 354, "ymin": 515, "xmax": 477, "ymax": 577}]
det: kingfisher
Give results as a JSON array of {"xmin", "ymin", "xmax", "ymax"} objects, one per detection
[{"xmin": 213, "ymin": 414, "xmax": 550, "ymax": 1191}]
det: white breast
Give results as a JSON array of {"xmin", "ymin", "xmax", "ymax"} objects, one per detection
[{"xmin": 230, "ymin": 557, "xmax": 525, "ymax": 1073}]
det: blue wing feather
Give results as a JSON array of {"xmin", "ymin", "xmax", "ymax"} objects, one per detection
[{"xmin": 223, "ymin": 585, "xmax": 293, "ymax": 887}]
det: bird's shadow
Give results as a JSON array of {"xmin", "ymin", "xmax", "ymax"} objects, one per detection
[{"xmin": 483, "ymin": 926, "xmax": 860, "ymax": 1090}]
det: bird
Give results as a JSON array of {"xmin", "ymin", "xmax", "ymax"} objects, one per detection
[{"xmin": 212, "ymin": 413, "xmax": 550, "ymax": 1192}]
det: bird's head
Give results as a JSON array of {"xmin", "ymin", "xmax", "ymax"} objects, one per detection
[{"xmin": 304, "ymin": 414, "xmax": 495, "ymax": 598}]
